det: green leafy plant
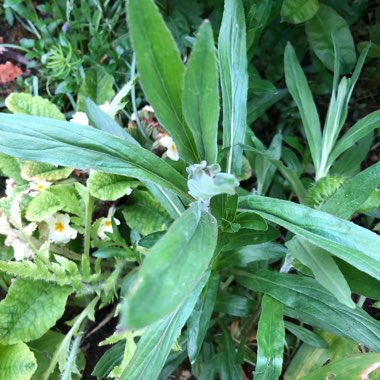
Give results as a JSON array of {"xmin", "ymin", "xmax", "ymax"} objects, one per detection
[{"xmin": 0, "ymin": 0, "xmax": 379, "ymax": 379}]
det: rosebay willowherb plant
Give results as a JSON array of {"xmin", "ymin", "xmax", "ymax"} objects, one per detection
[{"xmin": 0, "ymin": 0, "xmax": 379, "ymax": 378}]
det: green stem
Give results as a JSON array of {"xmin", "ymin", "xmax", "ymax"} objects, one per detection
[{"xmin": 84, "ymin": 195, "xmax": 95, "ymax": 258}]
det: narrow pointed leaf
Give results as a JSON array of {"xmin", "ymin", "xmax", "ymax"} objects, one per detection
[
  {"xmin": 322, "ymin": 162, "xmax": 380, "ymax": 219},
  {"xmin": 0, "ymin": 114, "xmax": 189, "ymax": 198},
  {"xmin": 121, "ymin": 273, "xmax": 209, "ymax": 380},
  {"xmin": 127, "ymin": 0, "xmax": 198, "ymax": 163},
  {"xmin": 219, "ymin": 0, "xmax": 248, "ymax": 175},
  {"xmin": 187, "ymin": 272, "xmax": 219, "ymax": 363},
  {"xmin": 183, "ymin": 21, "xmax": 219, "ymax": 164},
  {"xmin": 235, "ymin": 270, "xmax": 380, "ymax": 351},
  {"xmin": 299, "ymin": 353, "xmax": 380, "ymax": 380},
  {"xmin": 286, "ymin": 237, "xmax": 354, "ymax": 308},
  {"xmin": 239, "ymin": 195, "xmax": 380, "ymax": 280},
  {"xmin": 255, "ymin": 295, "xmax": 284, "ymax": 380},
  {"xmin": 284, "ymin": 43, "xmax": 321, "ymax": 169},
  {"xmin": 122, "ymin": 203, "xmax": 217, "ymax": 328},
  {"xmin": 284, "ymin": 322, "xmax": 328, "ymax": 348}
]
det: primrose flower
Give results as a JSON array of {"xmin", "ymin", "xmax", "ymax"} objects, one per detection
[
  {"xmin": 98, "ymin": 217, "xmax": 121, "ymax": 240},
  {"xmin": 29, "ymin": 180, "xmax": 52, "ymax": 197},
  {"xmin": 159, "ymin": 134, "xmax": 179, "ymax": 161},
  {"xmin": 45, "ymin": 213, "xmax": 77, "ymax": 244},
  {"xmin": 99, "ymin": 101, "xmax": 111, "ymax": 113},
  {"xmin": 70, "ymin": 111, "xmax": 90, "ymax": 127},
  {"xmin": 5, "ymin": 179, "xmax": 16, "ymax": 196},
  {"xmin": 11, "ymin": 238, "xmax": 35, "ymax": 261}
]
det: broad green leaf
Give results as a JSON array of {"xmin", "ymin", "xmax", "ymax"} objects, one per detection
[
  {"xmin": 217, "ymin": 242, "xmax": 286, "ymax": 269},
  {"xmin": 281, "ymin": 0, "xmax": 319, "ymax": 24},
  {"xmin": 77, "ymin": 68, "xmax": 115, "ymax": 111},
  {"xmin": 84, "ymin": 98, "xmax": 135, "ymax": 141},
  {"xmin": 286, "ymin": 237, "xmax": 354, "ymax": 308},
  {"xmin": 121, "ymin": 273, "xmax": 209, "ymax": 380},
  {"xmin": 336, "ymin": 259, "xmax": 380, "ymax": 301},
  {"xmin": 305, "ymin": 4, "xmax": 356, "ymax": 73},
  {"xmin": 300, "ymin": 353, "xmax": 380, "ymax": 380},
  {"xmin": 239, "ymin": 195, "xmax": 380, "ymax": 281},
  {"xmin": 0, "ymin": 114, "xmax": 189, "ymax": 199},
  {"xmin": 5, "ymin": 93, "xmax": 65, "ymax": 120},
  {"xmin": 187, "ymin": 273, "xmax": 219, "ymax": 363},
  {"xmin": 127, "ymin": 0, "xmax": 199, "ymax": 163},
  {"xmin": 219, "ymin": 0, "xmax": 248, "ymax": 175},
  {"xmin": 26, "ymin": 184, "xmax": 82, "ymax": 222},
  {"xmin": 284, "ymin": 43, "xmax": 321, "ymax": 169},
  {"xmin": 122, "ymin": 203, "xmax": 217, "ymax": 328},
  {"xmin": 255, "ymin": 295, "xmax": 284, "ymax": 380},
  {"xmin": 21, "ymin": 161, "xmax": 73, "ymax": 182},
  {"xmin": 0, "ymin": 342, "xmax": 37, "ymax": 380},
  {"xmin": 0, "ymin": 153, "xmax": 23, "ymax": 181},
  {"xmin": 122, "ymin": 190, "xmax": 172, "ymax": 235},
  {"xmin": 285, "ymin": 322, "xmax": 328, "ymax": 348},
  {"xmin": 322, "ymin": 162, "xmax": 380, "ymax": 219},
  {"xmin": 235, "ymin": 270, "xmax": 380, "ymax": 351},
  {"xmin": 183, "ymin": 21, "xmax": 219, "ymax": 164},
  {"xmin": 87, "ymin": 171, "xmax": 139, "ymax": 201},
  {"xmin": 328, "ymin": 110, "xmax": 380, "ymax": 166},
  {"xmin": 214, "ymin": 291, "xmax": 254, "ymax": 317},
  {"xmin": 0, "ymin": 278, "xmax": 71, "ymax": 344}
]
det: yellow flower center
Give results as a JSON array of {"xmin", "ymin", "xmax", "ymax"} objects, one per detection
[
  {"xmin": 54, "ymin": 222, "xmax": 65, "ymax": 232},
  {"xmin": 37, "ymin": 184, "xmax": 44, "ymax": 191},
  {"xmin": 104, "ymin": 220, "xmax": 112, "ymax": 227},
  {"xmin": 171, "ymin": 144, "xmax": 177, "ymax": 152}
]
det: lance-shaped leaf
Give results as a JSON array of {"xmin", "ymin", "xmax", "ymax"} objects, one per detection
[
  {"xmin": 234, "ymin": 270, "xmax": 380, "ymax": 351},
  {"xmin": 322, "ymin": 161, "xmax": 380, "ymax": 219},
  {"xmin": 183, "ymin": 21, "xmax": 219, "ymax": 164},
  {"xmin": 0, "ymin": 114, "xmax": 189, "ymax": 199},
  {"xmin": 286, "ymin": 237, "xmax": 354, "ymax": 309},
  {"xmin": 284, "ymin": 43, "xmax": 321, "ymax": 169},
  {"xmin": 127, "ymin": 0, "xmax": 199, "ymax": 163},
  {"xmin": 219, "ymin": 0, "xmax": 248, "ymax": 175},
  {"xmin": 256, "ymin": 295, "xmax": 284, "ymax": 380},
  {"xmin": 235, "ymin": 270, "xmax": 380, "ymax": 351},
  {"xmin": 122, "ymin": 203, "xmax": 217, "ymax": 328},
  {"xmin": 238, "ymin": 195, "xmax": 380, "ymax": 281},
  {"xmin": 187, "ymin": 272, "xmax": 219, "ymax": 363},
  {"xmin": 121, "ymin": 273, "xmax": 209, "ymax": 380},
  {"xmin": 299, "ymin": 353, "xmax": 380, "ymax": 380},
  {"xmin": 0, "ymin": 342, "xmax": 37, "ymax": 380},
  {"xmin": 0, "ymin": 279, "xmax": 71, "ymax": 345}
]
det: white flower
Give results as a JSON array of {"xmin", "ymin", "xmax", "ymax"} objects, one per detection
[
  {"xmin": 45, "ymin": 213, "xmax": 77, "ymax": 244},
  {"xmin": 11, "ymin": 238, "xmax": 34, "ymax": 261},
  {"xmin": 142, "ymin": 105, "xmax": 154, "ymax": 113},
  {"xmin": 99, "ymin": 101, "xmax": 111, "ymax": 113},
  {"xmin": 5, "ymin": 179, "xmax": 16, "ymax": 196},
  {"xmin": 70, "ymin": 112, "xmax": 89, "ymax": 126},
  {"xmin": 29, "ymin": 180, "xmax": 52, "ymax": 197},
  {"xmin": 97, "ymin": 217, "xmax": 121, "ymax": 240},
  {"xmin": 159, "ymin": 134, "xmax": 179, "ymax": 161}
]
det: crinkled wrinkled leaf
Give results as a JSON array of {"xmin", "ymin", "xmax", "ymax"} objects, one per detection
[
  {"xmin": 21, "ymin": 161, "xmax": 73, "ymax": 182},
  {"xmin": 281, "ymin": 0, "xmax": 319, "ymax": 24},
  {"xmin": 5, "ymin": 93, "xmax": 65, "ymax": 120},
  {"xmin": 0, "ymin": 342, "xmax": 37, "ymax": 380},
  {"xmin": 0, "ymin": 279, "xmax": 71, "ymax": 344}
]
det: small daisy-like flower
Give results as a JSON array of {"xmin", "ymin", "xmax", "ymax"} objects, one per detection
[
  {"xmin": 97, "ymin": 217, "xmax": 121, "ymax": 240},
  {"xmin": 70, "ymin": 112, "xmax": 90, "ymax": 127},
  {"xmin": 159, "ymin": 134, "xmax": 179, "ymax": 161},
  {"xmin": 29, "ymin": 180, "xmax": 52, "ymax": 198},
  {"xmin": 45, "ymin": 213, "xmax": 77, "ymax": 244},
  {"xmin": 5, "ymin": 178, "xmax": 16, "ymax": 196},
  {"xmin": 99, "ymin": 101, "xmax": 111, "ymax": 113}
]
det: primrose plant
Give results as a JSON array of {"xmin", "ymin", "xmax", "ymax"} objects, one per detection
[{"xmin": 0, "ymin": 0, "xmax": 379, "ymax": 379}]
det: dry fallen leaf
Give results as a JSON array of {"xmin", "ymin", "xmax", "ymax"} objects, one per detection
[{"xmin": 0, "ymin": 61, "xmax": 22, "ymax": 83}]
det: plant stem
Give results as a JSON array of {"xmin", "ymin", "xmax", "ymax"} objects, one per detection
[{"xmin": 84, "ymin": 195, "xmax": 95, "ymax": 258}]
